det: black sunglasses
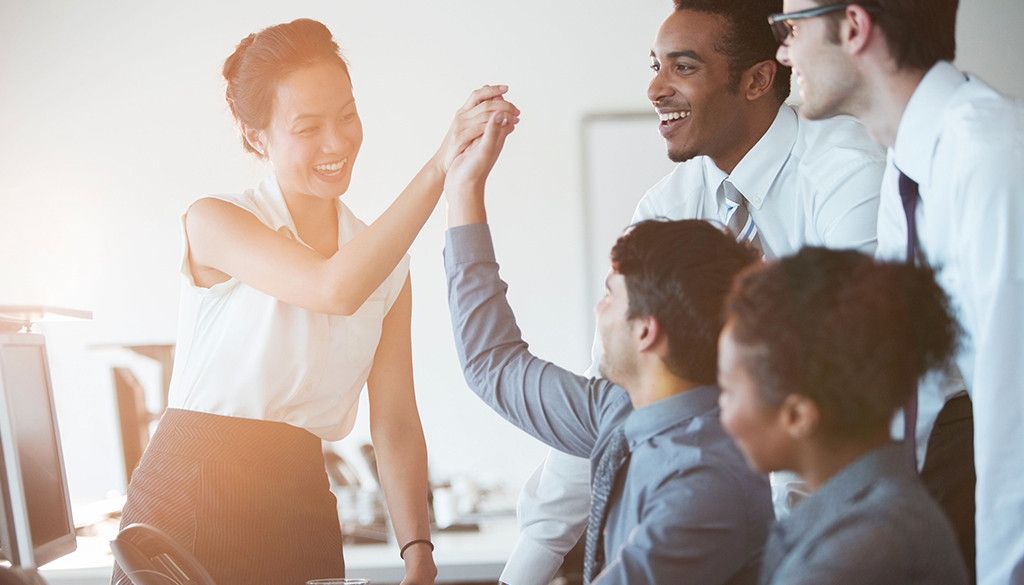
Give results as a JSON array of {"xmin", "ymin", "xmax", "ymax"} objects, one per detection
[{"xmin": 767, "ymin": 3, "xmax": 882, "ymax": 44}]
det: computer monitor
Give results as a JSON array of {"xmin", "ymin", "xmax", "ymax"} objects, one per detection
[{"xmin": 0, "ymin": 332, "xmax": 77, "ymax": 570}]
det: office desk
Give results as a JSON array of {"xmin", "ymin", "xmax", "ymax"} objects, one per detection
[{"xmin": 40, "ymin": 517, "xmax": 517, "ymax": 585}]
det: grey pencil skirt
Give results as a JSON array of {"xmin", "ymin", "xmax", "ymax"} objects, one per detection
[{"xmin": 111, "ymin": 408, "xmax": 345, "ymax": 585}]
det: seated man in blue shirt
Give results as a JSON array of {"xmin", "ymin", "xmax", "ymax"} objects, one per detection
[{"xmin": 441, "ymin": 113, "xmax": 773, "ymax": 584}]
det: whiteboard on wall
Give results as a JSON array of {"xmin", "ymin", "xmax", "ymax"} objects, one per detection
[{"xmin": 580, "ymin": 112, "xmax": 677, "ymax": 336}]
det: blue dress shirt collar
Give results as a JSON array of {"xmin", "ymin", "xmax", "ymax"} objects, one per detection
[{"xmin": 622, "ymin": 384, "xmax": 721, "ymax": 450}]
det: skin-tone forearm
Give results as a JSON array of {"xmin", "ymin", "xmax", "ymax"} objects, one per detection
[
  {"xmin": 366, "ymin": 280, "xmax": 437, "ymax": 584},
  {"xmin": 324, "ymin": 158, "xmax": 445, "ymax": 312},
  {"xmin": 445, "ymin": 183, "xmax": 487, "ymax": 227},
  {"xmin": 373, "ymin": 419, "xmax": 434, "ymax": 581}
]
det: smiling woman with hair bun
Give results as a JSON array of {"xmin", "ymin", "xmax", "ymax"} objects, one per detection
[{"xmin": 111, "ymin": 18, "xmax": 519, "ymax": 585}]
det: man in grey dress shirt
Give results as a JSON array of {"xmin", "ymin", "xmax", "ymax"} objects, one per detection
[
  {"xmin": 445, "ymin": 219, "xmax": 772, "ymax": 584},
  {"xmin": 441, "ymin": 123, "xmax": 772, "ymax": 584}
]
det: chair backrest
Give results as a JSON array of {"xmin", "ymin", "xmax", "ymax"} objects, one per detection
[{"xmin": 110, "ymin": 523, "xmax": 216, "ymax": 585}]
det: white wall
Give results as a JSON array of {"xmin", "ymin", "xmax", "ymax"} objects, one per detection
[{"xmin": 1, "ymin": 0, "xmax": 1020, "ymax": 506}]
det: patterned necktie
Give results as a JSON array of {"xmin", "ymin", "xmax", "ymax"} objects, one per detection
[
  {"xmin": 582, "ymin": 426, "xmax": 631, "ymax": 583},
  {"xmin": 899, "ymin": 170, "xmax": 921, "ymax": 469},
  {"xmin": 722, "ymin": 180, "xmax": 763, "ymax": 251}
]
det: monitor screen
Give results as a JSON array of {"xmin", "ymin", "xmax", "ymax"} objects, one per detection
[{"xmin": 0, "ymin": 333, "xmax": 77, "ymax": 568}]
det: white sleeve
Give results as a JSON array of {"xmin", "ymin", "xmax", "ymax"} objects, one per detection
[
  {"xmin": 950, "ymin": 121, "xmax": 1024, "ymax": 585},
  {"xmin": 500, "ymin": 448, "xmax": 592, "ymax": 585}
]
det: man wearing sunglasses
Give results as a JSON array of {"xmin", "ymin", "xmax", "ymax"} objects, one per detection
[
  {"xmin": 771, "ymin": 2, "xmax": 1024, "ymax": 584},
  {"xmin": 499, "ymin": 2, "xmax": 888, "ymax": 584}
]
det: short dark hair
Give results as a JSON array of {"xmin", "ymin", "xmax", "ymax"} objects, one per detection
[
  {"xmin": 815, "ymin": 0, "xmax": 958, "ymax": 70},
  {"xmin": 725, "ymin": 247, "xmax": 959, "ymax": 440},
  {"xmin": 611, "ymin": 219, "xmax": 760, "ymax": 384},
  {"xmin": 675, "ymin": 0, "xmax": 791, "ymax": 103},
  {"xmin": 223, "ymin": 18, "xmax": 351, "ymax": 156}
]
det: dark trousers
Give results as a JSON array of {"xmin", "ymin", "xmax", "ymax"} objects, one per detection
[{"xmin": 920, "ymin": 394, "xmax": 976, "ymax": 584}]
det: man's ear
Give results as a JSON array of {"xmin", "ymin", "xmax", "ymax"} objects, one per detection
[
  {"xmin": 243, "ymin": 125, "xmax": 267, "ymax": 156},
  {"xmin": 742, "ymin": 60, "xmax": 778, "ymax": 101},
  {"xmin": 635, "ymin": 314, "xmax": 663, "ymax": 354},
  {"xmin": 779, "ymin": 393, "xmax": 820, "ymax": 440},
  {"xmin": 841, "ymin": 4, "xmax": 877, "ymax": 55}
]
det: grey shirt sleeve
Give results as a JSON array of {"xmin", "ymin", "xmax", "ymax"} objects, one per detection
[{"xmin": 444, "ymin": 223, "xmax": 627, "ymax": 459}]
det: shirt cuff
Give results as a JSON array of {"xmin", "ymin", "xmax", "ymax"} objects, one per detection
[
  {"xmin": 499, "ymin": 535, "xmax": 567, "ymax": 585},
  {"xmin": 444, "ymin": 223, "xmax": 496, "ymax": 267}
]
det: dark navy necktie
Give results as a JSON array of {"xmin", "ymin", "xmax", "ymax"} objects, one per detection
[
  {"xmin": 899, "ymin": 171, "xmax": 921, "ymax": 468},
  {"xmin": 899, "ymin": 172, "xmax": 922, "ymax": 265},
  {"xmin": 582, "ymin": 426, "xmax": 631, "ymax": 583}
]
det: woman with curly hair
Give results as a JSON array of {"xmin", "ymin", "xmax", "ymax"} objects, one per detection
[{"xmin": 717, "ymin": 247, "xmax": 969, "ymax": 585}]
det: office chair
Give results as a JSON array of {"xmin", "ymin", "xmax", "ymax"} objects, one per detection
[{"xmin": 110, "ymin": 523, "xmax": 216, "ymax": 585}]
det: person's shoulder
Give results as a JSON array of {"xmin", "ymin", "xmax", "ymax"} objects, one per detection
[
  {"xmin": 829, "ymin": 473, "xmax": 957, "ymax": 547},
  {"xmin": 942, "ymin": 78, "xmax": 1024, "ymax": 163},
  {"xmin": 186, "ymin": 189, "xmax": 270, "ymax": 229},
  {"xmin": 791, "ymin": 111, "xmax": 885, "ymax": 166},
  {"xmin": 948, "ymin": 75, "xmax": 1022, "ymax": 124},
  {"xmin": 634, "ymin": 159, "xmax": 708, "ymax": 220},
  {"xmin": 657, "ymin": 407, "xmax": 765, "ymax": 487},
  {"xmin": 782, "ymin": 478, "xmax": 967, "ymax": 584},
  {"xmin": 787, "ymin": 111, "xmax": 885, "ymax": 197},
  {"xmin": 646, "ymin": 159, "xmax": 705, "ymax": 194},
  {"xmin": 594, "ymin": 380, "xmax": 632, "ymax": 421}
]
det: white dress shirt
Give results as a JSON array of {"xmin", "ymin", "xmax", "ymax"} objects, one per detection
[
  {"xmin": 501, "ymin": 105, "xmax": 885, "ymax": 585},
  {"xmin": 167, "ymin": 174, "xmax": 410, "ymax": 441},
  {"xmin": 633, "ymin": 105, "xmax": 883, "ymax": 258},
  {"xmin": 882, "ymin": 61, "xmax": 1024, "ymax": 585}
]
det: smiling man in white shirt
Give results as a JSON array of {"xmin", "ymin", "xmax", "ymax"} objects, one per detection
[
  {"xmin": 772, "ymin": 1, "xmax": 1024, "ymax": 583},
  {"xmin": 500, "ymin": 1, "xmax": 886, "ymax": 584}
]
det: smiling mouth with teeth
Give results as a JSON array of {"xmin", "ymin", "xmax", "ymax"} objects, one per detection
[
  {"xmin": 659, "ymin": 111, "xmax": 691, "ymax": 123},
  {"xmin": 314, "ymin": 158, "xmax": 348, "ymax": 176}
]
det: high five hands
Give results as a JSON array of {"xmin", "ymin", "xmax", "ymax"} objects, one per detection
[
  {"xmin": 436, "ymin": 85, "xmax": 520, "ymax": 174},
  {"xmin": 444, "ymin": 86, "xmax": 518, "ymax": 227}
]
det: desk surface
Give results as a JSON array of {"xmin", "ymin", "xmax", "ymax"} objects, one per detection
[{"xmin": 39, "ymin": 517, "xmax": 518, "ymax": 585}]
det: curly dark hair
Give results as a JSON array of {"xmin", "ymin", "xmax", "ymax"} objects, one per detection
[
  {"xmin": 725, "ymin": 247, "xmax": 959, "ymax": 439},
  {"xmin": 610, "ymin": 219, "xmax": 760, "ymax": 384},
  {"xmin": 674, "ymin": 0, "xmax": 792, "ymax": 103}
]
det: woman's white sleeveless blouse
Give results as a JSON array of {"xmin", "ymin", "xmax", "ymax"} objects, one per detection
[{"xmin": 166, "ymin": 174, "xmax": 410, "ymax": 441}]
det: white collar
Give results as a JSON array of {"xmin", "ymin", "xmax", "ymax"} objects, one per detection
[
  {"xmin": 256, "ymin": 173, "xmax": 348, "ymax": 249},
  {"xmin": 893, "ymin": 61, "xmax": 968, "ymax": 187},
  {"xmin": 707, "ymin": 105, "xmax": 798, "ymax": 210}
]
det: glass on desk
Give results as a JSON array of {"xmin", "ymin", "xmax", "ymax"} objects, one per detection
[{"xmin": 307, "ymin": 580, "xmax": 369, "ymax": 585}]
